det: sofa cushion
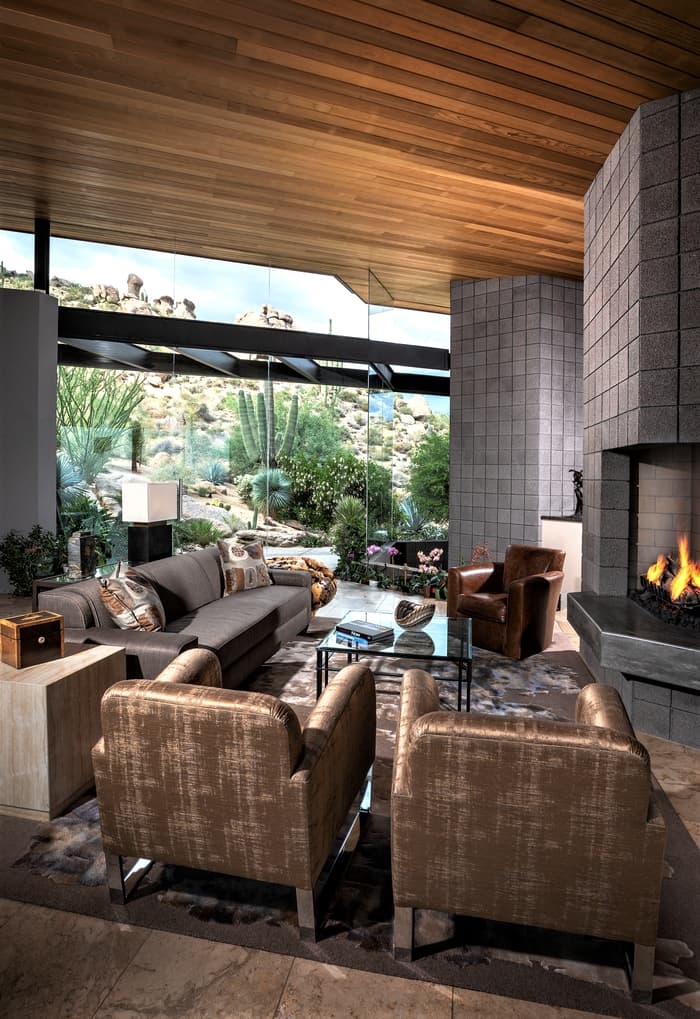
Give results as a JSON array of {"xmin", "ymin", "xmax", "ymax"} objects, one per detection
[
  {"xmin": 129, "ymin": 548, "xmax": 223, "ymax": 621},
  {"xmin": 166, "ymin": 583, "xmax": 310, "ymax": 673},
  {"xmin": 98, "ymin": 575, "xmax": 166, "ymax": 631},
  {"xmin": 217, "ymin": 539, "xmax": 272, "ymax": 595}
]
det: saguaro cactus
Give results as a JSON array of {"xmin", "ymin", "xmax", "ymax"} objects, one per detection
[{"xmin": 238, "ymin": 379, "xmax": 298, "ymax": 467}]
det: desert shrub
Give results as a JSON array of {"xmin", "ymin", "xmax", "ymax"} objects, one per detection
[
  {"xmin": 56, "ymin": 367, "xmax": 145, "ymax": 483},
  {"xmin": 408, "ymin": 430, "xmax": 450, "ymax": 521},
  {"xmin": 279, "ymin": 450, "xmax": 392, "ymax": 532},
  {"xmin": 174, "ymin": 517, "xmax": 226, "ymax": 549}
]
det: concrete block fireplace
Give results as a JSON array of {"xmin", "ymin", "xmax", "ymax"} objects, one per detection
[{"xmin": 568, "ymin": 88, "xmax": 700, "ymax": 749}]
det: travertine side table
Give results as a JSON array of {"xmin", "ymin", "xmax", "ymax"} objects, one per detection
[{"xmin": 0, "ymin": 644, "xmax": 126, "ymax": 819}]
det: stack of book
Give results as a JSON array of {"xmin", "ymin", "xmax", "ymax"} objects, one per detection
[{"xmin": 335, "ymin": 620, "xmax": 394, "ymax": 646}]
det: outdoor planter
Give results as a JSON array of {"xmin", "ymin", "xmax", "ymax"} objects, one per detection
[{"xmin": 392, "ymin": 540, "xmax": 448, "ymax": 569}]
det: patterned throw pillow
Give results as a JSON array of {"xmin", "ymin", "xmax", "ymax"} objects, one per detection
[
  {"xmin": 98, "ymin": 575, "xmax": 166, "ymax": 631},
  {"xmin": 216, "ymin": 539, "xmax": 272, "ymax": 596}
]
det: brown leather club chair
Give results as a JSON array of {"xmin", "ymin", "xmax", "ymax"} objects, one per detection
[
  {"xmin": 446, "ymin": 543, "xmax": 565, "ymax": 659},
  {"xmin": 391, "ymin": 669, "xmax": 667, "ymax": 1002},
  {"xmin": 92, "ymin": 649, "xmax": 376, "ymax": 939}
]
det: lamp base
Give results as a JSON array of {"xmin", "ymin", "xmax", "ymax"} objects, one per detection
[{"xmin": 127, "ymin": 523, "xmax": 173, "ymax": 564}]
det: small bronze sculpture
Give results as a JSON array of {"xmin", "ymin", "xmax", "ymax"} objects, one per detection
[{"xmin": 569, "ymin": 468, "xmax": 583, "ymax": 519}]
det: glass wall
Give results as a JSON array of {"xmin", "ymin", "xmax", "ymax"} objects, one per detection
[{"xmin": 1, "ymin": 227, "xmax": 449, "ymax": 571}]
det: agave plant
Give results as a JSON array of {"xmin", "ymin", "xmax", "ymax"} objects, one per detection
[{"xmin": 249, "ymin": 468, "xmax": 292, "ymax": 526}]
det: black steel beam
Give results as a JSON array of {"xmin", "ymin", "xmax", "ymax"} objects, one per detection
[{"xmin": 57, "ymin": 308, "xmax": 449, "ymax": 372}]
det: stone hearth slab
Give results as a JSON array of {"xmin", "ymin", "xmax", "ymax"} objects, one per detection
[{"xmin": 568, "ymin": 592, "xmax": 700, "ymax": 693}]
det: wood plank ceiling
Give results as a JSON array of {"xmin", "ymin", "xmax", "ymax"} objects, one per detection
[{"xmin": 0, "ymin": 1, "xmax": 698, "ymax": 314}]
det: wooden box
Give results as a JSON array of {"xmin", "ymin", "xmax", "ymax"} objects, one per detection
[{"xmin": 0, "ymin": 611, "xmax": 65, "ymax": 669}]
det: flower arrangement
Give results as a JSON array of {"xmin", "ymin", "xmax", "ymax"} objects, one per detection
[{"xmin": 416, "ymin": 546, "xmax": 448, "ymax": 598}]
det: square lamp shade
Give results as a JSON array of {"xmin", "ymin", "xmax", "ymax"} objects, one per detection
[
  {"xmin": 121, "ymin": 482, "xmax": 179, "ymax": 524},
  {"xmin": 122, "ymin": 482, "xmax": 179, "ymax": 564}
]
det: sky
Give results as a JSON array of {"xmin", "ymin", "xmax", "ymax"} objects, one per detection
[{"xmin": 0, "ymin": 229, "xmax": 449, "ymax": 348}]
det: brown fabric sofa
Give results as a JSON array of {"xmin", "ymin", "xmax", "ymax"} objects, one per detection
[
  {"xmin": 391, "ymin": 669, "xmax": 667, "ymax": 1002},
  {"xmin": 446, "ymin": 543, "xmax": 565, "ymax": 659},
  {"xmin": 92, "ymin": 650, "xmax": 376, "ymax": 938},
  {"xmin": 37, "ymin": 546, "xmax": 312, "ymax": 685}
]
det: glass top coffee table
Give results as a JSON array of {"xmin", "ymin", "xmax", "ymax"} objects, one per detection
[{"xmin": 316, "ymin": 611, "xmax": 473, "ymax": 711}]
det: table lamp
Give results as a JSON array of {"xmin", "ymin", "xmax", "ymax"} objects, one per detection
[{"xmin": 121, "ymin": 481, "xmax": 179, "ymax": 563}]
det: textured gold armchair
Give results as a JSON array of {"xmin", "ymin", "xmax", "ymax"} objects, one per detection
[
  {"xmin": 391, "ymin": 669, "xmax": 667, "ymax": 1002},
  {"xmin": 92, "ymin": 649, "xmax": 376, "ymax": 939},
  {"xmin": 446, "ymin": 543, "xmax": 565, "ymax": 659}
]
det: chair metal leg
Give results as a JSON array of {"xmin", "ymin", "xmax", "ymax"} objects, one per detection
[
  {"xmin": 295, "ymin": 768, "xmax": 373, "ymax": 940},
  {"xmin": 106, "ymin": 853, "xmax": 154, "ymax": 904},
  {"xmin": 630, "ymin": 943, "xmax": 655, "ymax": 1003},
  {"xmin": 106, "ymin": 854, "xmax": 126, "ymax": 904},
  {"xmin": 296, "ymin": 887, "xmax": 318, "ymax": 942},
  {"xmin": 393, "ymin": 905, "xmax": 415, "ymax": 961}
]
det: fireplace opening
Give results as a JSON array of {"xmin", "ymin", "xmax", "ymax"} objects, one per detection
[{"xmin": 630, "ymin": 535, "xmax": 700, "ymax": 629}]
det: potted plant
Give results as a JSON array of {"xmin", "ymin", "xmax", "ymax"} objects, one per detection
[
  {"xmin": 416, "ymin": 546, "xmax": 448, "ymax": 600},
  {"xmin": 0, "ymin": 525, "xmax": 65, "ymax": 597}
]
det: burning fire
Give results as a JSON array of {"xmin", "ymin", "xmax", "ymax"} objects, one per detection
[{"xmin": 645, "ymin": 535, "xmax": 700, "ymax": 602}]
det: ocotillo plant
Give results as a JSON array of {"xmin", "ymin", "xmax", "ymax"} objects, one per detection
[{"xmin": 238, "ymin": 379, "xmax": 299, "ymax": 467}]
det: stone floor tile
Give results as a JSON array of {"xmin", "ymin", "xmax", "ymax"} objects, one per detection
[
  {"xmin": 453, "ymin": 988, "xmax": 611, "ymax": 1018},
  {"xmin": 93, "ymin": 928, "xmax": 293, "ymax": 1019},
  {"xmin": 0, "ymin": 903, "xmax": 150, "ymax": 1019},
  {"xmin": 274, "ymin": 957, "xmax": 453, "ymax": 1018},
  {"xmin": 0, "ymin": 896, "xmax": 22, "ymax": 926},
  {"xmin": 642, "ymin": 732, "xmax": 700, "ymax": 847}
]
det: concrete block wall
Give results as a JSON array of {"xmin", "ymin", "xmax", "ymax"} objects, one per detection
[
  {"xmin": 582, "ymin": 88, "xmax": 700, "ymax": 595},
  {"xmin": 449, "ymin": 275, "xmax": 583, "ymax": 566}
]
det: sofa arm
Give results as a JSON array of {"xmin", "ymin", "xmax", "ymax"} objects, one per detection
[
  {"xmin": 78, "ymin": 626, "xmax": 198, "ymax": 678},
  {"xmin": 269, "ymin": 567, "xmax": 313, "ymax": 588},
  {"xmin": 293, "ymin": 663, "xmax": 376, "ymax": 880}
]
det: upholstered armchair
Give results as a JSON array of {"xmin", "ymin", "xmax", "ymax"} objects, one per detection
[
  {"xmin": 391, "ymin": 669, "xmax": 667, "ymax": 1002},
  {"xmin": 446, "ymin": 543, "xmax": 565, "ymax": 659},
  {"xmin": 92, "ymin": 649, "xmax": 376, "ymax": 939}
]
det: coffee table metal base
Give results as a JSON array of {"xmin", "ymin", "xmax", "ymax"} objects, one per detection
[{"xmin": 315, "ymin": 646, "xmax": 472, "ymax": 711}]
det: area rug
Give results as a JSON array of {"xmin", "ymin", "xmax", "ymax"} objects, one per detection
[{"xmin": 2, "ymin": 630, "xmax": 699, "ymax": 1018}]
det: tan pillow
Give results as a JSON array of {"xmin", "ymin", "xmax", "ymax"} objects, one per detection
[
  {"xmin": 98, "ymin": 575, "xmax": 166, "ymax": 631},
  {"xmin": 217, "ymin": 539, "xmax": 272, "ymax": 596}
]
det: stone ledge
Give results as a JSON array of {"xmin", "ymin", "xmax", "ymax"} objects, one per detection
[{"xmin": 568, "ymin": 591, "xmax": 700, "ymax": 694}]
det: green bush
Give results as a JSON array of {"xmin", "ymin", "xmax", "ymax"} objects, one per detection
[
  {"xmin": 408, "ymin": 430, "xmax": 450, "ymax": 521},
  {"xmin": 174, "ymin": 517, "xmax": 226, "ymax": 549},
  {"xmin": 280, "ymin": 450, "xmax": 392, "ymax": 532}
]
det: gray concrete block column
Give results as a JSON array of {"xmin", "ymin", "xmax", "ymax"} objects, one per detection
[
  {"xmin": 0, "ymin": 289, "xmax": 58, "ymax": 592},
  {"xmin": 449, "ymin": 275, "xmax": 583, "ymax": 566}
]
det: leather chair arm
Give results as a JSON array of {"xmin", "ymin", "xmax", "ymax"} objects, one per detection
[
  {"xmin": 503, "ymin": 571, "xmax": 563, "ymax": 658},
  {"xmin": 447, "ymin": 562, "xmax": 503, "ymax": 615}
]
